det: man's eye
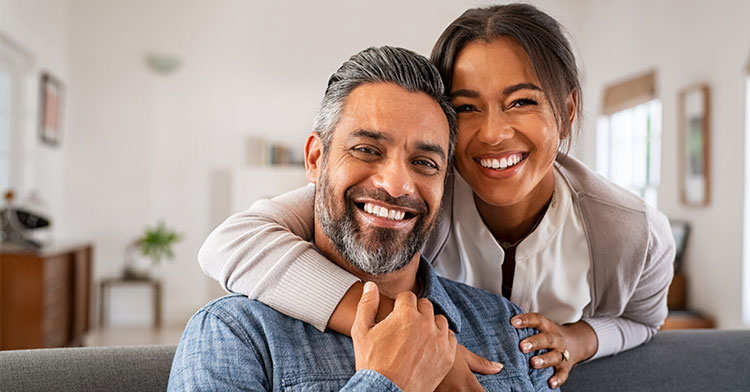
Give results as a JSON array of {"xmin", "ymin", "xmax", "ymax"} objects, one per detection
[
  {"xmin": 453, "ymin": 104, "xmax": 477, "ymax": 113},
  {"xmin": 351, "ymin": 146, "xmax": 380, "ymax": 157},
  {"xmin": 412, "ymin": 159, "xmax": 438, "ymax": 170}
]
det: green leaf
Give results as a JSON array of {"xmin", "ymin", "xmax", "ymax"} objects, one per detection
[{"xmin": 138, "ymin": 221, "xmax": 182, "ymax": 265}]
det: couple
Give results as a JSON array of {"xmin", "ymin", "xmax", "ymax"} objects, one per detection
[{"xmin": 171, "ymin": 3, "xmax": 674, "ymax": 391}]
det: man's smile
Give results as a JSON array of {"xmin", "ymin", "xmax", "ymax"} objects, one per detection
[{"xmin": 352, "ymin": 198, "xmax": 422, "ymax": 230}]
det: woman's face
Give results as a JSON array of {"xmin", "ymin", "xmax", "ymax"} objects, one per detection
[{"xmin": 450, "ymin": 37, "xmax": 563, "ymax": 208}]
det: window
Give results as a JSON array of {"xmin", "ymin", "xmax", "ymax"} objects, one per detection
[
  {"xmin": 744, "ymin": 71, "xmax": 750, "ymax": 326},
  {"xmin": 0, "ymin": 68, "xmax": 10, "ymax": 191},
  {"xmin": 0, "ymin": 35, "xmax": 32, "ymax": 195},
  {"xmin": 595, "ymin": 71, "xmax": 661, "ymax": 207}
]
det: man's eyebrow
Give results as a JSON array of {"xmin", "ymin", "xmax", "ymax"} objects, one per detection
[
  {"xmin": 415, "ymin": 142, "xmax": 446, "ymax": 162},
  {"xmin": 349, "ymin": 129, "xmax": 393, "ymax": 142}
]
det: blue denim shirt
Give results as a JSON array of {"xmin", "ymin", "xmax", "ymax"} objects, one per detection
[{"xmin": 168, "ymin": 260, "xmax": 556, "ymax": 391}]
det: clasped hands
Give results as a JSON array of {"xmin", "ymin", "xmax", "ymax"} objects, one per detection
[{"xmin": 352, "ymin": 282, "xmax": 590, "ymax": 391}]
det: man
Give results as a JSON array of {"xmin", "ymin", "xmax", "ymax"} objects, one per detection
[{"xmin": 168, "ymin": 46, "xmax": 554, "ymax": 391}]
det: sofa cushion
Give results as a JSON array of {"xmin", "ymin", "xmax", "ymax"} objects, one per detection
[
  {"xmin": 0, "ymin": 345, "xmax": 175, "ymax": 392},
  {"xmin": 1, "ymin": 330, "xmax": 748, "ymax": 391},
  {"xmin": 563, "ymin": 329, "xmax": 750, "ymax": 391}
]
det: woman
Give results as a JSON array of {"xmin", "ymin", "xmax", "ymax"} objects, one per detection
[{"xmin": 199, "ymin": 4, "xmax": 674, "ymax": 388}]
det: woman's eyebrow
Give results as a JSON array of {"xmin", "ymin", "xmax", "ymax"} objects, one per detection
[
  {"xmin": 451, "ymin": 83, "xmax": 542, "ymax": 99},
  {"xmin": 503, "ymin": 83, "xmax": 542, "ymax": 96},
  {"xmin": 450, "ymin": 89, "xmax": 479, "ymax": 99}
]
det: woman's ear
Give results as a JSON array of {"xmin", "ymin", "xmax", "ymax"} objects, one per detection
[
  {"xmin": 567, "ymin": 89, "xmax": 578, "ymax": 125},
  {"xmin": 560, "ymin": 89, "xmax": 578, "ymax": 140},
  {"xmin": 304, "ymin": 132, "xmax": 323, "ymax": 184}
]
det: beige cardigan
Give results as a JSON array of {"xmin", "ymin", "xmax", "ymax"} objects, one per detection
[{"xmin": 198, "ymin": 156, "xmax": 675, "ymax": 360}]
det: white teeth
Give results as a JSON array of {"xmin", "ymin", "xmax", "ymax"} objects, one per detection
[
  {"xmin": 479, "ymin": 154, "xmax": 524, "ymax": 170},
  {"xmin": 363, "ymin": 202, "xmax": 408, "ymax": 221}
]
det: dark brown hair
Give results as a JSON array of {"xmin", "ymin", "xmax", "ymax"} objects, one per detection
[{"xmin": 430, "ymin": 3, "xmax": 582, "ymax": 153}]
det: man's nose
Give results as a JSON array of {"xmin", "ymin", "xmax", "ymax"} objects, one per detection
[
  {"xmin": 371, "ymin": 158, "xmax": 415, "ymax": 198},
  {"xmin": 477, "ymin": 108, "xmax": 514, "ymax": 145}
]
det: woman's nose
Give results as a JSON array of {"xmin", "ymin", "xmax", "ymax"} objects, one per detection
[{"xmin": 476, "ymin": 109, "xmax": 514, "ymax": 146}]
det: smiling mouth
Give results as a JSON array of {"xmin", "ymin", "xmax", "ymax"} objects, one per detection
[
  {"xmin": 354, "ymin": 201, "xmax": 417, "ymax": 221},
  {"xmin": 476, "ymin": 153, "xmax": 527, "ymax": 170}
]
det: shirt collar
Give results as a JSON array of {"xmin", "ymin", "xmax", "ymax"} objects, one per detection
[
  {"xmin": 452, "ymin": 168, "xmax": 571, "ymax": 258},
  {"xmin": 312, "ymin": 242, "xmax": 464, "ymax": 333},
  {"xmin": 418, "ymin": 258, "xmax": 463, "ymax": 333}
]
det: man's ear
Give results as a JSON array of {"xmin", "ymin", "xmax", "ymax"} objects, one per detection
[{"xmin": 304, "ymin": 132, "xmax": 323, "ymax": 184}]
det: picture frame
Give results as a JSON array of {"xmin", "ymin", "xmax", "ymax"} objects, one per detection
[
  {"xmin": 39, "ymin": 72, "xmax": 64, "ymax": 146},
  {"xmin": 678, "ymin": 84, "xmax": 710, "ymax": 206}
]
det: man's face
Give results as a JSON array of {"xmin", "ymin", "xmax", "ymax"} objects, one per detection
[{"xmin": 307, "ymin": 82, "xmax": 450, "ymax": 276}]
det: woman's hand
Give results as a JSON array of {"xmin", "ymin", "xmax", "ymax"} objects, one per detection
[
  {"xmin": 511, "ymin": 313, "xmax": 598, "ymax": 389},
  {"xmin": 435, "ymin": 344, "xmax": 504, "ymax": 392}
]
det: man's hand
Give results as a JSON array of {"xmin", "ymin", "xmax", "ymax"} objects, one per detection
[
  {"xmin": 352, "ymin": 281, "xmax": 457, "ymax": 392},
  {"xmin": 512, "ymin": 313, "xmax": 598, "ymax": 389}
]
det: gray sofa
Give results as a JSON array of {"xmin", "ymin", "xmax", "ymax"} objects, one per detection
[{"xmin": 1, "ymin": 330, "xmax": 748, "ymax": 391}]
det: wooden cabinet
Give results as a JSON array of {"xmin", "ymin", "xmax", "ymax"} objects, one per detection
[{"xmin": 0, "ymin": 242, "xmax": 92, "ymax": 350}]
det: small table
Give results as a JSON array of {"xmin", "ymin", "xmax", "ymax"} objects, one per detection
[{"xmin": 99, "ymin": 277, "xmax": 162, "ymax": 328}]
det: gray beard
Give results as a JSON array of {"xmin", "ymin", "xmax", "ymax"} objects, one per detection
[{"xmin": 315, "ymin": 173, "xmax": 431, "ymax": 276}]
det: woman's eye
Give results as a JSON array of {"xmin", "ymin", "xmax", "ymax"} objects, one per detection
[
  {"xmin": 453, "ymin": 104, "xmax": 477, "ymax": 113},
  {"xmin": 509, "ymin": 98, "xmax": 537, "ymax": 108}
]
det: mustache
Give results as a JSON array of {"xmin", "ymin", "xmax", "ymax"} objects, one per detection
[{"xmin": 345, "ymin": 186, "xmax": 429, "ymax": 215}]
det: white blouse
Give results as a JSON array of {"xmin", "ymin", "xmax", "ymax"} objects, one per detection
[{"xmin": 433, "ymin": 169, "xmax": 592, "ymax": 324}]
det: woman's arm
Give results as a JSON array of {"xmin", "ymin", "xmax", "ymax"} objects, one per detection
[
  {"xmin": 582, "ymin": 206, "xmax": 675, "ymax": 359},
  {"xmin": 198, "ymin": 184, "xmax": 361, "ymax": 331}
]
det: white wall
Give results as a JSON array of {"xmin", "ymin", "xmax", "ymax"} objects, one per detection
[
  {"xmin": 575, "ymin": 0, "xmax": 750, "ymax": 328},
  {"xmin": 0, "ymin": 0, "xmax": 69, "ymax": 235}
]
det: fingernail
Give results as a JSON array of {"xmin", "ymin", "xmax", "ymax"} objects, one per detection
[
  {"xmin": 492, "ymin": 361, "xmax": 504, "ymax": 370},
  {"xmin": 532, "ymin": 358, "xmax": 543, "ymax": 367},
  {"xmin": 363, "ymin": 281, "xmax": 375, "ymax": 294},
  {"xmin": 550, "ymin": 379, "xmax": 559, "ymax": 388},
  {"xmin": 521, "ymin": 342, "xmax": 532, "ymax": 352},
  {"xmin": 512, "ymin": 318, "xmax": 522, "ymax": 327}
]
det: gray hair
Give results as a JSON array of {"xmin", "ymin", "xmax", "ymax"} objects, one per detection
[{"xmin": 313, "ymin": 46, "xmax": 457, "ymax": 161}]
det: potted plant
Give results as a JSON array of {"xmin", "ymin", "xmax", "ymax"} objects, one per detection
[{"xmin": 123, "ymin": 221, "xmax": 181, "ymax": 280}]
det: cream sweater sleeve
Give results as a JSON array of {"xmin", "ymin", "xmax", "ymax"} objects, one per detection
[
  {"xmin": 583, "ymin": 205, "xmax": 675, "ymax": 359},
  {"xmin": 198, "ymin": 184, "xmax": 360, "ymax": 331}
]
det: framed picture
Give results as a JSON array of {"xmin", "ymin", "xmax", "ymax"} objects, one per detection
[
  {"xmin": 678, "ymin": 84, "xmax": 710, "ymax": 206},
  {"xmin": 39, "ymin": 72, "xmax": 64, "ymax": 146}
]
